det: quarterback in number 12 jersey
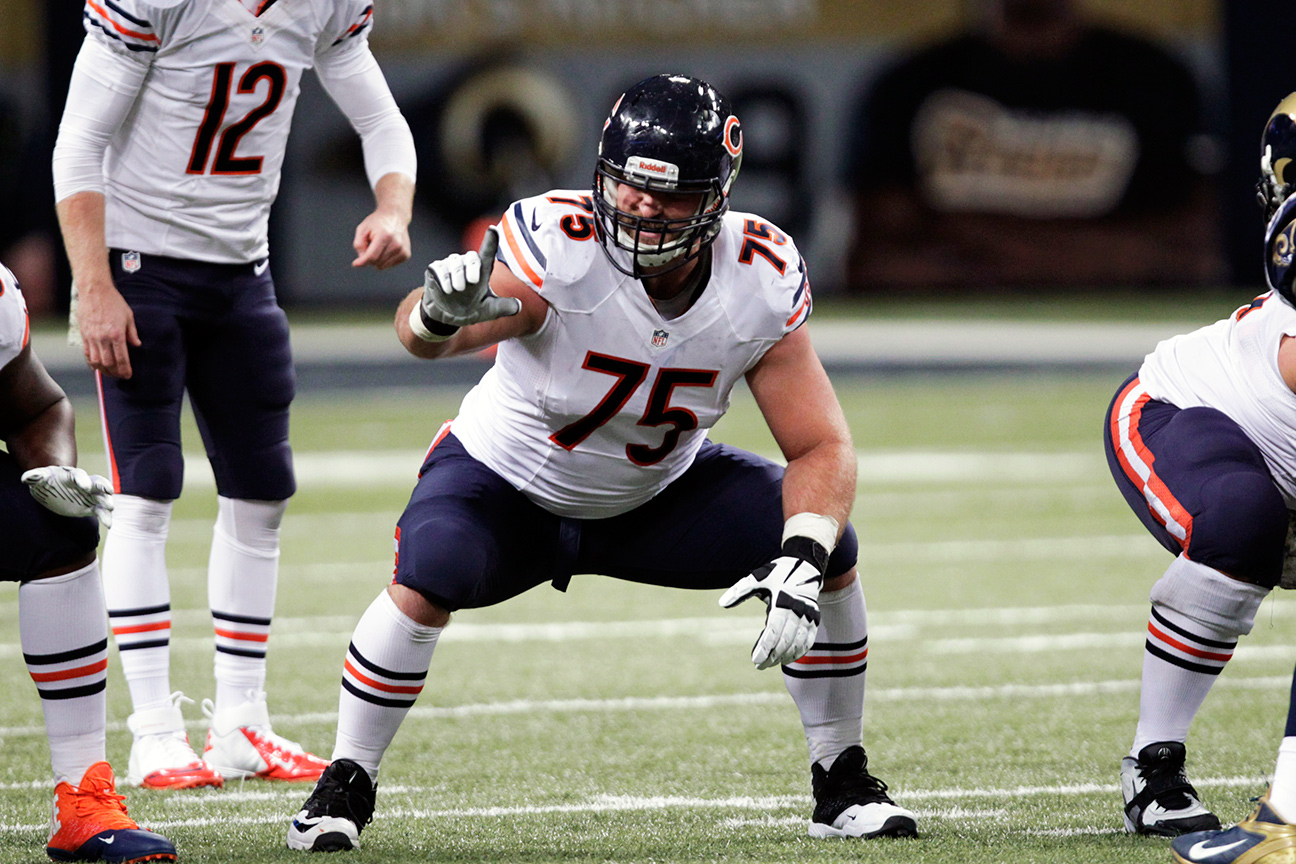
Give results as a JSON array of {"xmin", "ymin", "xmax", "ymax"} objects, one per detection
[
  {"xmin": 449, "ymin": 192, "xmax": 813, "ymax": 519},
  {"xmin": 78, "ymin": 0, "xmax": 381, "ymax": 264}
]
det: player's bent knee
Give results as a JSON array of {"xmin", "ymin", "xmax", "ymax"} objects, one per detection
[
  {"xmin": 387, "ymin": 582, "xmax": 450, "ymax": 628},
  {"xmin": 1149, "ymin": 555, "xmax": 1270, "ymax": 638},
  {"xmin": 823, "ymin": 568, "xmax": 858, "ymax": 592},
  {"xmin": 1193, "ymin": 470, "xmax": 1287, "ymax": 585}
]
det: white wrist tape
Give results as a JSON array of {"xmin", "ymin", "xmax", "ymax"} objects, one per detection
[
  {"xmin": 408, "ymin": 304, "xmax": 453, "ymax": 342},
  {"xmin": 782, "ymin": 512, "xmax": 839, "ymax": 554}
]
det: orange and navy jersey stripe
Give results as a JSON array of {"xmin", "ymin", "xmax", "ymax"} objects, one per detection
[
  {"xmin": 84, "ymin": 0, "xmax": 160, "ymax": 53},
  {"xmin": 785, "ymin": 256, "xmax": 811, "ymax": 331},
  {"xmin": 782, "ymin": 635, "xmax": 867, "ymax": 679},
  {"xmin": 499, "ymin": 202, "xmax": 546, "ymax": 291},
  {"xmin": 331, "ymin": 4, "xmax": 373, "ymax": 46},
  {"xmin": 342, "ymin": 641, "xmax": 426, "ymax": 708},
  {"xmin": 1109, "ymin": 377, "xmax": 1193, "ymax": 550}
]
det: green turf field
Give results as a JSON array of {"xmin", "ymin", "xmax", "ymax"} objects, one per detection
[{"xmin": 2, "ymin": 371, "xmax": 1292, "ymax": 864}]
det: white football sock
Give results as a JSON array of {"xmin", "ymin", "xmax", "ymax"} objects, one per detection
[
  {"xmin": 102, "ymin": 495, "xmax": 174, "ymax": 713},
  {"xmin": 208, "ymin": 496, "xmax": 286, "ymax": 713},
  {"xmin": 1270, "ymin": 737, "xmax": 1296, "ymax": 822},
  {"xmin": 1132, "ymin": 555, "xmax": 1268, "ymax": 755},
  {"xmin": 20, "ymin": 561, "xmax": 109, "ymax": 784},
  {"xmin": 333, "ymin": 589, "xmax": 440, "ymax": 781},
  {"xmin": 782, "ymin": 578, "xmax": 868, "ymax": 770}
]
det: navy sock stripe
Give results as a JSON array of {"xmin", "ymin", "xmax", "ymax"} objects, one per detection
[
  {"xmin": 212, "ymin": 610, "xmax": 273, "ymax": 626},
  {"xmin": 117, "ymin": 638, "xmax": 170, "ymax": 652},
  {"xmin": 108, "ymin": 603, "xmax": 170, "ymax": 618},
  {"xmin": 1146, "ymin": 641, "xmax": 1226, "ymax": 676},
  {"xmin": 23, "ymin": 638, "xmax": 109, "ymax": 666},
  {"xmin": 1150, "ymin": 608, "xmax": 1236, "ymax": 650},
  {"xmin": 347, "ymin": 642, "xmax": 428, "ymax": 682},
  {"xmin": 781, "ymin": 662, "xmax": 868, "ymax": 680},
  {"xmin": 216, "ymin": 645, "xmax": 267, "ymax": 659},
  {"xmin": 37, "ymin": 680, "xmax": 107, "ymax": 700},
  {"xmin": 341, "ymin": 677, "xmax": 417, "ymax": 708}
]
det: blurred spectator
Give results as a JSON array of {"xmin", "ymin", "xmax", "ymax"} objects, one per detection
[
  {"xmin": 844, "ymin": 0, "xmax": 1223, "ymax": 294},
  {"xmin": 0, "ymin": 96, "xmax": 56, "ymax": 316}
]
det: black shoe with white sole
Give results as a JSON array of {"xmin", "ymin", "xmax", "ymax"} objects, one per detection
[
  {"xmin": 809, "ymin": 746, "xmax": 918, "ymax": 839},
  {"xmin": 286, "ymin": 759, "xmax": 376, "ymax": 852}
]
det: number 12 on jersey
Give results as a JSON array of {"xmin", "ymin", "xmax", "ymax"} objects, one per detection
[
  {"xmin": 551, "ymin": 351, "xmax": 718, "ymax": 466},
  {"xmin": 187, "ymin": 62, "xmax": 287, "ymax": 176}
]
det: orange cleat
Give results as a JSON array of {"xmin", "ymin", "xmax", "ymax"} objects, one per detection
[{"xmin": 46, "ymin": 761, "xmax": 177, "ymax": 863}]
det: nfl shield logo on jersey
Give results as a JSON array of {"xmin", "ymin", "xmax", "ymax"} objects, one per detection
[
  {"xmin": 121, "ymin": 251, "xmax": 142, "ymax": 273},
  {"xmin": 651, "ymin": 329, "xmax": 669, "ymax": 349},
  {"xmin": 250, "ymin": 26, "xmax": 266, "ymax": 46}
]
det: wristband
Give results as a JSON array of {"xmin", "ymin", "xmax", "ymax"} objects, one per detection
[
  {"xmin": 781, "ymin": 512, "xmax": 839, "ymax": 572},
  {"xmin": 408, "ymin": 304, "xmax": 459, "ymax": 342}
]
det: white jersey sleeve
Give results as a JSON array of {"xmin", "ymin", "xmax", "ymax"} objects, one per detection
[
  {"xmin": 0, "ymin": 264, "xmax": 31, "ymax": 372},
  {"xmin": 1139, "ymin": 290, "xmax": 1296, "ymax": 506},
  {"xmin": 451, "ymin": 200, "xmax": 811, "ymax": 518}
]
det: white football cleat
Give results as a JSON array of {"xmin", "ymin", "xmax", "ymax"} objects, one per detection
[
  {"xmin": 202, "ymin": 693, "xmax": 329, "ymax": 782},
  {"xmin": 126, "ymin": 691, "xmax": 224, "ymax": 790}
]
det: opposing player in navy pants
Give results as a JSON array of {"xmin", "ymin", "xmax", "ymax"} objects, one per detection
[{"xmin": 1106, "ymin": 92, "xmax": 1296, "ymax": 845}]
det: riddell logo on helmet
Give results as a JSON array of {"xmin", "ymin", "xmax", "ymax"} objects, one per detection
[{"xmin": 625, "ymin": 156, "xmax": 680, "ymax": 184}]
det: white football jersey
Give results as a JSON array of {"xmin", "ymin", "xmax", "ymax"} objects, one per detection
[
  {"xmin": 0, "ymin": 264, "xmax": 29, "ymax": 372},
  {"xmin": 82, "ymin": 0, "xmax": 376, "ymax": 263},
  {"xmin": 1139, "ymin": 290, "xmax": 1296, "ymax": 506},
  {"xmin": 449, "ymin": 192, "xmax": 813, "ymax": 519}
]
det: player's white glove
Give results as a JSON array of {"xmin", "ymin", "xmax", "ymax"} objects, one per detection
[
  {"xmin": 410, "ymin": 227, "xmax": 521, "ymax": 341},
  {"xmin": 21, "ymin": 466, "xmax": 114, "ymax": 527},
  {"xmin": 720, "ymin": 536, "xmax": 827, "ymax": 670}
]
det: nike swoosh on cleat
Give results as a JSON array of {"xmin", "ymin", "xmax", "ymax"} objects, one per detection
[
  {"xmin": 1187, "ymin": 838, "xmax": 1248, "ymax": 859},
  {"xmin": 101, "ymin": 836, "xmax": 115, "ymax": 844}
]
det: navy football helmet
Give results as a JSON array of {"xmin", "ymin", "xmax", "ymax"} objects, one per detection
[
  {"xmin": 1265, "ymin": 187, "xmax": 1296, "ymax": 304},
  {"xmin": 593, "ymin": 74, "xmax": 743, "ymax": 277},
  {"xmin": 1258, "ymin": 93, "xmax": 1296, "ymax": 222}
]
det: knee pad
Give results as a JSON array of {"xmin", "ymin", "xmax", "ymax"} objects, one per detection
[
  {"xmin": 110, "ymin": 495, "xmax": 174, "ymax": 539},
  {"xmin": 1149, "ymin": 555, "xmax": 1270, "ymax": 639},
  {"xmin": 215, "ymin": 496, "xmax": 287, "ymax": 551}
]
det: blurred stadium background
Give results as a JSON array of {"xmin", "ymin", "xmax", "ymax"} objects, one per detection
[
  {"xmin": 1, "ymin": 0, "xmax": 1289, "ymax": 313},
  {"xmin": 5, "ymin": 5, "xmax": 1296, "ymax": 862}
]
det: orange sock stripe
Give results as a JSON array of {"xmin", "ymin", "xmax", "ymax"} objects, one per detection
[
  {"xmin": 343, "ymin": 658, "xmax": 425, "ymax": 695},
  {"xmin": 29, "ymin": 659, "xmax": 108, "ymax": 683}
]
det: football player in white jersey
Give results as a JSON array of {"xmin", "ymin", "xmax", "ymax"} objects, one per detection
[
  {"xmin": 51, "ymin": 0, "xmax": 417, "ymax": 789},
  {"xmin": 0, "ymin": 262, "xmax": 176, "ymax": 863},
  {"xmin": 1105, "ymin": 92, "xmax": 1296, "ymax": 843},
  {"xmin": 284, "ymin": 74, "xmax": 917, "ymax": 853}
]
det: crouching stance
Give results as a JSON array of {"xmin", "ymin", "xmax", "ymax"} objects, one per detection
[
  {"xmin": 285, "ymin": 74, "xmax": 916, "ymax": 852},
  {"xmin": 1106, "ymin": 93, "xmax": 1296, "ymax": 840}
]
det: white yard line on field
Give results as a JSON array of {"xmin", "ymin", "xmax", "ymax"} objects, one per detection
[
  {"xmin": 0, "ymin": 675, "xmax": 1290, "ymax": 740},
  {"xmin": 145, "ymin": 449, "xmax": 1106, "ymax": 492},
  {"xmin": 0, "ymin": 777, "xmax": 1273, "ymax": 833}
]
